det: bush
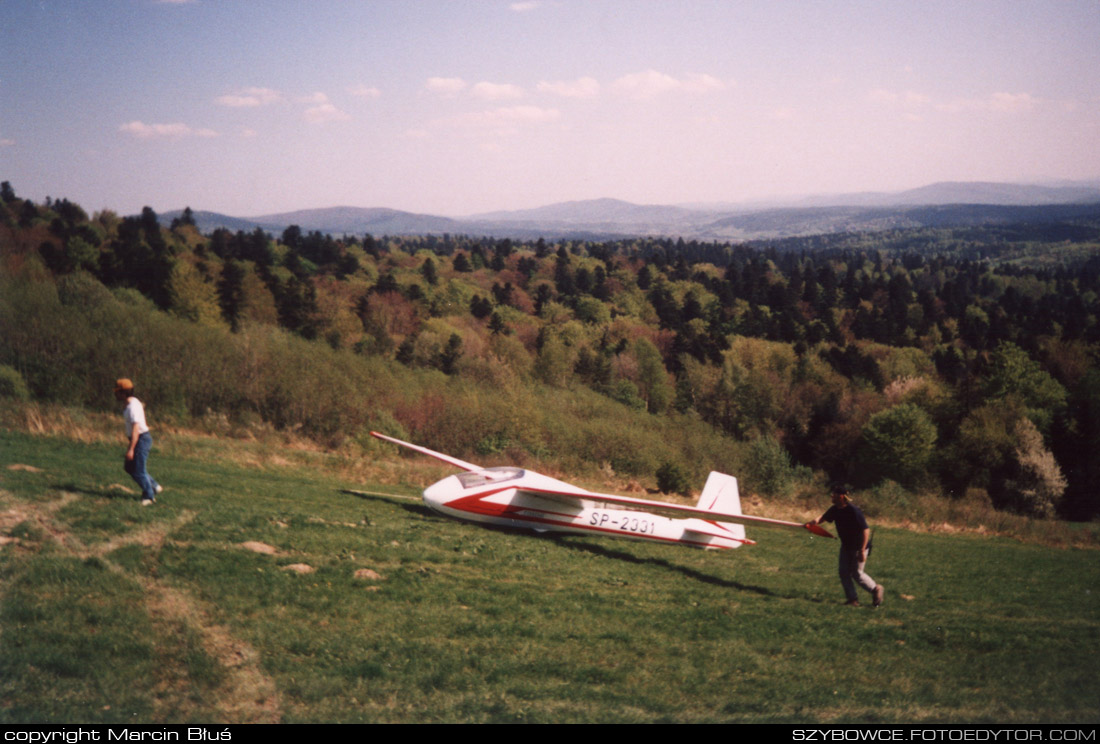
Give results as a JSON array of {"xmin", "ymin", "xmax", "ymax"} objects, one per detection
[
  {"xmin": 0, "ymin": 364, "xmax": 30, "ymax": 400},
  {"xmin": 862, "ymin": 479, "xmax": 911, "ymax": 518},
  {"xmin": 1003, "ymin": 418, "xmax": 1066, "ymax": 518},
  {"xmin": 742, "ymin": 435, "xmax": 810, "ymax": 497},
  {"xmin": 656, "ymin": 461, "xmax": 692, "ymax": 497},
  {"xmin": 859, "ymin": 403, "xmax": 938, "ymax": 488}
]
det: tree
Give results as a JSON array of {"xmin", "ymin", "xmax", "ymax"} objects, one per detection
[
  {"xmin": 436, "ymin": 333, "xmax": 463, "ymax": 375},
  {"xmin": 281, "ymin": 225, "xmax": 302, "ymax": 251},
  {"xmin": 488, "ymin": 311, "xmax": 508, "ymax": 336},
  {"xmin": 171, "ymin": 206, "xmax": 196, "ymax": 229},
  {"xmin": 633, "ymin": 338, "xmax": 672, "ymax": 414},
  {"xmin": 533, "ymin": 334, "xmax": 572, "ymax": 386},
  {"xmin": 1003, "ymin": 418, "xmax": 1066, "ymax": 518},
  {"xmin": 469, "ymin": 295, "xmax": 493, "ymax": 319},
  {"xmin": 420, "ymin": 257, "xmax": 439, "ymax": 286},
  {"xmin": 168, "ymin": 261, "xmax": 225, "ymax": 328},
  {"xmin": 218, "ymin": 259, "xmax": 246, "ymax": 328},
  {"xmin": 858, "ymin": 403, "xmax": 938, "ymax": 488},
  {"xmin": 982, "ymin": 342, "xmax": 1067, "ymax": 434},
  {"xmin": 237, "ymin": 266, "xmax": 278, "ymax": 327}
]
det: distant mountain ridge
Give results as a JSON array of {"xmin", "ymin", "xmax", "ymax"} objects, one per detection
[{"xmin": 161, "ymin": 180, "xmax": 1100, "ymax": 241}]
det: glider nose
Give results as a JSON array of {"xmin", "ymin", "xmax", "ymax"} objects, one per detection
[{"xmin": 423, "ymin": 476, "xmax": 458, "ymax": 512}]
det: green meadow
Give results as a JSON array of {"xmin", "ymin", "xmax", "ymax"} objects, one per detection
[{"xmin": 0, "ymin": 427, "xmax": 1097, "ymax": 724}]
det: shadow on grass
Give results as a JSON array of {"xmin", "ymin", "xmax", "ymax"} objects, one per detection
[
  {"xmin": 550, "ymin": 534, "xmax": 782, "ymax": 598},
  {"xmin": 54, "ymin": 482, "xmax": 139, "ymax": 501},
  {"xmin": 344, "ymin": 489, "xmax": 436, "ymax": 518}
]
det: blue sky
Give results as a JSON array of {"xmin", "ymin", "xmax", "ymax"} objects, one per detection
[{"xmin": 2, "ymin": 0, "xmax": 1099, "ymax": 217}]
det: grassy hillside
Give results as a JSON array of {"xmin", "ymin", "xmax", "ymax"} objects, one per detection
[{"xmin": 1, "ymin": 426, "xmax": 1097, "ymax": 723}]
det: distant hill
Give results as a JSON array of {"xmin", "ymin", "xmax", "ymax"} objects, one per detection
[
  {"xmin": 471, "ymin": 197, "xmax": 705, "ymax": 224},
  {"xmin": 162, "ymin": 206, "xmax": 465, "ymax": 237},
  {"xmin": 697, "ymin": 202, "xmax": 1100, "ymax": 240},
  {"xmin": 842, "ymin": 181, "xmax": 1100, "ymax": 208},
  {"xmin": 251, "ymin": 206, "xmax": 465, "ymax": 235},
  {"xmin": 683, "ymin": 181, "xmax": 1100, "ymax": 211},
  {"xmin": 160, "ymin": 180, "xmax": 1100, "ymax": 241}
]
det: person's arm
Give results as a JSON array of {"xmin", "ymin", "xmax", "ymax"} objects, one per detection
[
  {"xmin": 126, "ymin": 423, "xmax": 140, "ymax": 460},
  {"xmin": 858, "ymin": 527, "xmax": 870, "ymax": 561},
  {"xmin": 124, "ymin": 399, "xmax": 143, "ymax": 460}
]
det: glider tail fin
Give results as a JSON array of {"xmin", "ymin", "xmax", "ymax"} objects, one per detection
[
  {"xmin": 691, "ymin": 471, "xmax": 747, "ymax": 546},
  {"xmin": 696, "ymin": 471, "xmax": 743, "ymax": 516}
]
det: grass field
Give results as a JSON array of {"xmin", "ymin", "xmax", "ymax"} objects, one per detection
[{"xmin": 1, "ymin": 427, "xmax": 1097, "ymax": 724}]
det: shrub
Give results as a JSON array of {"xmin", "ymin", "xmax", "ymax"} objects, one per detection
[
  {"xmin": 0, "ymin": 364, "xmax": 30, "ymax": 400},
  {"xmin": 743, "ymin": 435, "xmax": 809, "ymax": 497},
  {"xmin": 859, "ymin": 403, "xmax": 938, "ymax": 488},
  {"xmin": 656, "ymin": 461, "xmax": 692, "ymax": 497},
  {"xmin": 1003, "ymin": 418, "xmax": 1066, "ymax": 518}
]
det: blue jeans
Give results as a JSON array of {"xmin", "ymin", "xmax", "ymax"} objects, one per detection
[{"xmin": 124, "ymin": 432, "xmax": 160, "ymax": 501}]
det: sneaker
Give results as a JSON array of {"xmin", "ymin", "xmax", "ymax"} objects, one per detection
[
  {"xmin": 141, "ymin": 498, "xmax": 155, "ymax": 507},
  {"xmin": 845, "ymin": 600, "xmax": 860, "ymax": 607},
  {"xmin": 873, "ymin": 584, "xmax": 885, "ymax": 607},
  {"xmin": 155, "ymin": 484, "xmax": 164, "ymax": 495}
]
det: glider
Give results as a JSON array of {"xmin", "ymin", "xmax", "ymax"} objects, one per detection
[{"xmin": 370, "ymin": 432, "xmax": 833, "ymax": 550}]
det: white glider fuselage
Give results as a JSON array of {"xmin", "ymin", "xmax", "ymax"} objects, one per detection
[{"xmin": 423, "ymin": 466, "xmax": 752, "ymax": 550}]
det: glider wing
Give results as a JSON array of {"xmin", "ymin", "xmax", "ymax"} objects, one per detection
[
  {"xmin": 370, "ymin": 431, "xmax": 483, "ymax": 472},
  {"xmin": 515, "ymin": 484, "xmax": 834, "ymax": 538}
]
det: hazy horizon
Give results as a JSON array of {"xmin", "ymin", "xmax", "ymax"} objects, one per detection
[{"xmin": 3, "ymin": 1, "xmax": 1099, "ymax": 218}]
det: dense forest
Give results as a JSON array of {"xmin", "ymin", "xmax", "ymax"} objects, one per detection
[{"xmin": 2, "ymin": 181, "xmax": 1099, "ymax": 522}]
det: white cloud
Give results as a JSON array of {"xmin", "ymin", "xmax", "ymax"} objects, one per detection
[
  {"xmin": 510, "ymin": 2, "xmax": 540, "ymax": 11},
  {"xmin": 119, "ymin": 121, "xmax": 218, "ymax": 139},
  {"xmin": 868, "ymin": 88, "xmax": 931, "ymax": 108},
  {"xmin": 872, "ymin": 88, "xmax": 1037, "ymax": 115},
  {"xmin": 0, "ymin": 138, "xmax": 15, "ymax": 147},
  {"xmin": 215, "ymin": 87, "xmax": 283, "ymax": 107},
  {"xmin": 348, "ymin": 84, "xmax": 382, "ymax": 99},
  {"xmin": 681, "ymin": 73, "xmax": 726, "ymax": 94},
  {"xmin": 303, "ymin": 103, "xmax": 350, "ymax": 124},
  {"xmin": 241, "ymin": 128, "xmax": 257, "ymax": 138},
  {"xmin": 934, "ymin": 92, "xmax": 1038, "ymax": 113},
  {"xmin": 426, "ymin": 77, "xmax": 467, "ymax": 96},
  {"xmin": 299, "ymin": 91, "xmax": 329, "ymax": 105},
  {"xmin": 612, "ymin": 69, "xmax": 726, "ymax": 100},
  {"xmin": 472, "ymin": 81, "xmax": 525, "ymax": 101},
  {"xmin": 437, "ymin": 105, "xmax": 561, "ymax": 136},
  {"xmin": 986, "ymin": 92, "xmax": 1037, "ymax": 113},
  {"xmin": 537, "ymin": 77, "xmax": 600, "ymax": 99}
]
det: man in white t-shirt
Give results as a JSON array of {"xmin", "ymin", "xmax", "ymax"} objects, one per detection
[{"xmin": 114, "ymin": 378, "xmax": 162, "ymax": 505}]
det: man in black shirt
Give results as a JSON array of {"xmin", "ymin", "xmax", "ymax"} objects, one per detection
[{"xmin": 807, "ymin": 484, "xmax": 884, "ymax": 607}]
